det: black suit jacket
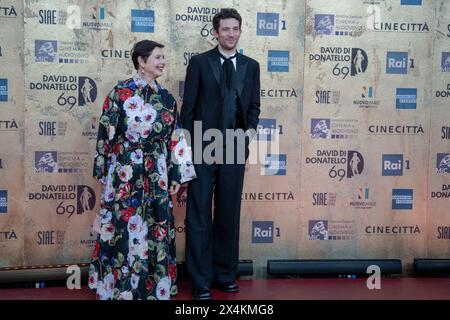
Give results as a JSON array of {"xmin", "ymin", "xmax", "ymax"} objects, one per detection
[{"xmin": 180, "ymin": 47, "xmax": 261, "ymax": 142}]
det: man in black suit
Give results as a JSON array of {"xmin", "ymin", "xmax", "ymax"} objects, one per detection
[{"xmin": 180, "ymin": 8, "xmax": 261, "ymax": 300}]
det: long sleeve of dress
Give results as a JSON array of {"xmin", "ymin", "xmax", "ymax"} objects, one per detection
[
  {"xmin": 93, "ymin": 88, "xmax": 120, "ymax": 181},
  {"xmin": 167, "ymin": 101, "xmax": 196, "ymax": 186}
]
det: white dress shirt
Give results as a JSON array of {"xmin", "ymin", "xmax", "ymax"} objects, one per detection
[{"xmin": 218, "ymin": 49, "xmax": 237, "ymax": 70}]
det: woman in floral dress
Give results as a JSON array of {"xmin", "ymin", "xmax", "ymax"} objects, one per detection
[{"xmin": 88, "ymin": 40, "xmax": 196, "ymax": 300}]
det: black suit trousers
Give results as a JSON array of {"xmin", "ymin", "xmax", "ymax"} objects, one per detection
[{"xmin": 185, "ymin": 141, "xmax": 247, "ymax": 289}]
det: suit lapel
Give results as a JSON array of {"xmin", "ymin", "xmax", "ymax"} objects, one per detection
[
  {"xmin": 206, "ymin": 48, "xmax": 248, "ymax": 97},
  {"xmin": 207, "ymin": 52, "xmax": 222, "ymax": 97},
  {"xmin": 235, "ymin": 54, "xmax": 248, "ymax": 97}
]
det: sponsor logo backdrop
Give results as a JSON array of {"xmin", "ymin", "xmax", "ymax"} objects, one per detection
[{"xmin": 0, "ymin": 0, "xmax": 448, "ymax": 278}]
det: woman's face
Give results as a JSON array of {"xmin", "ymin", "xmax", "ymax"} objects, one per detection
[{"xmin": 139, "ymin": 47, "xmax": 166, "ymax": 79}]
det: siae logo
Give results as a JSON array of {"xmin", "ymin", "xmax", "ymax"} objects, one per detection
[
  {"xmin": 312, "ymin": 192, "xmax": 336, "ymax": 206},
  {"xmin": 437, "ymin": 226, "xmax": 450, "ymax": 239},
  {"xmin": 315, "ymin": 89, "xmax": 340, "ymax": 104},
  {"xmin": 36, "ymin": 230, "xmax": 65, "ymax": 245},
  {"xmin": 38, "ymin": 9, "xmax": 57, "ymax": 25},
  {"xmin": 38, "ymin": 121, "xmax": 67, "ymax": 136},
  {"xmin": 183, "ymin": 52, "xmax": 199, "ymax": 66},
  {"xmin": 442, "ymin": 126, "xmax": 450, "ymax": 140}
]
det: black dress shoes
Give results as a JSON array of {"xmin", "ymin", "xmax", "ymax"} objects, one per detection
[
  {"xmin": 212, "ymin": 281, "xmax": 240, "ymax": 293},
  {"xmin": 192, "ymin": 287, "xmax": 211, "ymax": 300}
]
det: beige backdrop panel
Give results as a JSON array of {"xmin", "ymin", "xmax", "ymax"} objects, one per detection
[
  {"xmin": 427, "ymin": 0, "xmax": 450, "ymax": 258},
  {"xmin": 23, "ymin": 0, "xmax": 102, "ymax": 265},
  {"xmin": 0, "ymin": 0, "xmax": 25, "ymax": 268},
  {"xmin": 238, "ymin": 0, "xmax": 303, "ymax": 278},
  {"xmin": 301, "ymin": 0, "xmax": 434, "ymax": 273}
]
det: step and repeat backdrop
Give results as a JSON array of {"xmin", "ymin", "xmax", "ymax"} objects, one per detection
[{"xmin": 0, "ymin": 0, "xmax": 449, "ymax": 277}]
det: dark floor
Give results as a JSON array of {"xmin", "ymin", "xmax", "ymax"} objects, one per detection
[{"xmin": 0, "ymin": 278, "xmax": 449, "ymax": 300}]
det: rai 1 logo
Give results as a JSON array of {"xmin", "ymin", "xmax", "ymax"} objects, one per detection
[
  {"xmin": 386, "ymin": 52, "xmax": 415, "ymax": 75},
  {"xmin": 256, "ymin": 12, "xmax": 286, "ymax": 36}
]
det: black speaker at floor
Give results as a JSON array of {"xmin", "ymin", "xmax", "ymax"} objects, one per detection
[
  {"xmin": 414, "ymin": 259, "xmax": 450, "ymax": 276},
  {"xmin": 267, "ymin": 259, "xmax": 402, "ymax": 278},
  {"xmin": 236, "ymin": 259, "xmax": 254, "ymax": 276}
]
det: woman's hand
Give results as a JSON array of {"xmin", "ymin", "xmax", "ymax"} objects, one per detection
[{"xmin": 169, "ymin": 183, "xmax": 181, "ymax": 195}]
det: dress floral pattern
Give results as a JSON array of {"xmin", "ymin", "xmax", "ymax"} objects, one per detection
[{"xmin": 89, "ymin": 75, "xmax": 196, "ymax": 300}]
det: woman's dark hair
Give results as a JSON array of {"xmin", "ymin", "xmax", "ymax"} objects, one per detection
[
  {"xmin": 213, "ymin": 8, "xmax": 242, "ymax": 32},
  {"xmin": 131, "ymin": 40, "xmax": 164, "ymax": 70}
]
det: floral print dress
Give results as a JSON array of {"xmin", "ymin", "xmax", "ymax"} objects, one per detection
[{"xmin": 88, "ymin": 75, "xmax": 196, "ymax": 300}]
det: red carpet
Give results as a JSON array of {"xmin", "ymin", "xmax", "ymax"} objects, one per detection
[{"xmin": 0, "ymin": 278, "xmax": 449, "ymax": 300}]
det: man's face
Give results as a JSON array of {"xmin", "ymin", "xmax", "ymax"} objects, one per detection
[{"xmin": 213, "ymin": 18, "xmax": 241, "ymax": 51}]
